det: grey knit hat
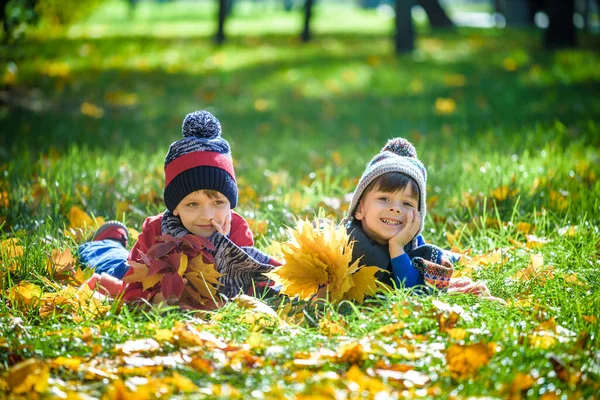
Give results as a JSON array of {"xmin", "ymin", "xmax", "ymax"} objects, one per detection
[
  {"xmin": 163, "ymin": 110, "xmax": 238, "ymax": 211},
  {"xmin": 344, "ymin": 138, "xmax": 427, "ymax": 237}
]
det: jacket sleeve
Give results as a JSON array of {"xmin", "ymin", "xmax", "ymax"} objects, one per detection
[
  {"xmin": 229, "ymin": 212, "xmax": 254, "ymax": 247},
  {"xmin": 391, "ymin": 253, "xmax": 424, "ymax": 288}
]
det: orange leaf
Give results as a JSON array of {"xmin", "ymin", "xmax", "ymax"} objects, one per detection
[
  {"xmin": 446, "ymin": 343, "xmax": 495, "ymax": 379},
  {"xmin": 6, "ymin": 359, "xmax": 49, "ymax": 394}
]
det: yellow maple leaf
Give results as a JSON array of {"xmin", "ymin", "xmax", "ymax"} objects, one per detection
[
  {"xmin": 39, "ymin": 284, "xmax": 109, "ymax": 322},
  {"xmin": 185, "ymin": 255, "xmax": 222, "ymax": 300},
  {"xmin": 265, "ymin": 218, "xmax": 380, "ymax": 303},
  {"xmin": 9, "ymin": 281, "xmax": 43, "ymax": 309},
  {"xmin": 446, "ymin": 342, "xmax": 495, "ymax": 379},
  {"xmin": 345, "ymin": 266, "xmax": 380, "ymax": 302}
]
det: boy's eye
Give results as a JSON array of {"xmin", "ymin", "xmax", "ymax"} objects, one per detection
[
  {"xmin": 188, "ymin": 202, "xmax": 197, "ymax": 207},
  {"xmin": 378, "ymin": 197, "xmax": 389, "ymax": 202},
  {"xmin": 214, "ymin": 200, "xmax": 226, "ymax": 205},
  {"xmin": 404, "ymin": 202, "xmax": 415, "ymax": 207}
]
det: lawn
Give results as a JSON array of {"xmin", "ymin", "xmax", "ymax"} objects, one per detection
[{"xmin": 1, "ymin": 0, "xmax": 599, "ymax": 398}]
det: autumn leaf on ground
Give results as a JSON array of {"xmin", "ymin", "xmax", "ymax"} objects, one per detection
[
  {"xmin": 514, "ymin": 254, "xmax": 554, "ymax": 285},
  {"xmin": 526, "ymin": 235, "xmax": 549, "ymax": 249},
  {"xmin": 506, "ymin": 373, "xmax": 536, "ymax": 399},
  {"xmin": 234, "ymin": 294, "xmax": 284, "ymax": 329},
  {"xmin": 39, "ymin": 284, "xmax": 109, "ymax": 322},
  {"xmin": 446, "ymin": 342, "xmax": 496, "ymax": 379},
  {"xmin": 65, "ymin": 206, "xmax": 104, "ymax": 242},
  {"xmin": 265, "ymin": 218, "xmax": 380, "ymax": 303},
  {"xmin": 46, "ymin": 247, "xmax": 87, "ymax": 286},
  {"xmin": 0, "ymin": 238, "xmax": 23, "ymax": 273},
  {"xmin": 319, "ymin": 315, "xmax": 347, "ymax": 336},
  {"xmin": 6, "ymin": 358, "xmax": 50, "ymax": 395},
  {"xmin": 528, "ymin": 318, "xmax": 576, "ymax": 349},
  {"xmin": 346, "ymin": 365, "xmax": 392, "ymax": 395},
  {"xmin": 432, "ymin": 299, "xmax": 468, "ymax": 332},
  {"xmin": 8, "ymin": 281, "xmax": 43, "ymax": 309}
]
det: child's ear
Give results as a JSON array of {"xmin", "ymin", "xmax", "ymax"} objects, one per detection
[
  {"xmin": 355, "ymin": 203, "xmax": 364, "ymax": 220},
  {"xmin": 173, "ymin": 209, "xmax": 179, "ymax": 216}
]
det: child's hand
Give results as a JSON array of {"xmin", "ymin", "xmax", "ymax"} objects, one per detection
[
  {"xmin": 389, "ymin": 209, "xmax": 421, "ymax": 258},
  {"xmin": 85, "ymin": 273, "xmax": 125, "ymax": 297},
  {"xmin": 210, "ymin": 212, "xmax": 231, "ymax": 236}
]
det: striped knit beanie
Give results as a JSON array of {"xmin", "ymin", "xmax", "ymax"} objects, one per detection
[
  {"xmin": 163, "ymin": 110, "xmax": 237, "ymax": 211},
  {"xmin": 345, "ymin": 138, "xmax": 427, "ymax": 237}
]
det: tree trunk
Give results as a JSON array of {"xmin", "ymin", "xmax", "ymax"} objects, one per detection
[
  {"xmin": 1, "ymin": 0, "xmax": 9, "ymax": 39},
  {"xmin": 301, "ymin": 0, "xmax": 313, "ymax": 42},
  {"xmin": 216, "ymin": 0, "xmax": 227, "ymax": 44},
  {"xmin": 395, "ymin": 0, "xmax": 415, "ymax": 54},
  {"xmin": 417, "ymin": 0, "xmax": 453, "ymax": 29},
  {"xmin": 544, "ymin": 0, "xmax": 576, "ymax": 49}
]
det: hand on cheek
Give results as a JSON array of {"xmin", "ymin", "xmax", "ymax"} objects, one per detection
[
  {"xmin": 389, "ymin": 209, "xmax": 421, "ymax": 257},
  {"xmin": 210, "ymin": 212, "xmax": 232, "ymax": 236}
]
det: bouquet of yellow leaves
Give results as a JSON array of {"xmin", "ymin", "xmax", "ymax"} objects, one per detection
[
  {"xmin": 123, "ymin": 235, "xmax": 222, "ymax": 309},
  {"xmin": 265, "ymin": 218, "xmax": 381, "ymax": 303}
]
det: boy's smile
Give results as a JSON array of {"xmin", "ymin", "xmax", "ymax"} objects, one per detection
[
  {"xmin": 355, "ymin": 185, "xmax": 419, "ymax": 245},
  {"xmin": 173, "ymin": 190, "xmax": 231, "ymax": 238}
]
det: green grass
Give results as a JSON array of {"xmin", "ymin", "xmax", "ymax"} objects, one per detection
[{"xmin": 1, "ymin": 0, "xmax": 600, "ymax": 398}]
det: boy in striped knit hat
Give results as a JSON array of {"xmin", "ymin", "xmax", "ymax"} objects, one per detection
[
  {"xmin": 80, "ymin": 110, "xmax": 279, "ymax": 306},
  {"xmin": 343, "ymin": 138, "xmax": 491, "ymax": 296}
]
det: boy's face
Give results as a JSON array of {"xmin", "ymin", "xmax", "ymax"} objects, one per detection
[
  {"xmin": 173, "ymin": 190, "xmax": 231, "ymax": 238},
  {"xmin": 355, "ymin": 184, "xmax": 420, "ymax": 245}
]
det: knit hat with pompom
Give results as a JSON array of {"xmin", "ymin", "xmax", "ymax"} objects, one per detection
[
  {"xmin": 163, "ymin": 110, "xmax": 237, "ymax": 211},
  {"xmin": 345, "ymin": 138, "xmax": 427, "ymax": 236}
]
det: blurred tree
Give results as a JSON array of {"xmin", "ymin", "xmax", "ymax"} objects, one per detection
[
  {"xmin": 216, "ymin": 0, "xmax": 227, "ymax": 44},
  {"xmin": 494, "ymin": 0, "xmax": 544, "ymax": 26},
  {"xmin": 395, "ymin": 0, "xmax": 414, "ymax": 53},
  {"xmin": 1, "ymin": 0, "xmax": 39, "ymax": 43},
  {"xmin": 544, "ymin": 0, "xmax": 576, "ymax": 48},
  {"xmin": 418, "ymin": 0, "xmax": 453, "ymax": 29},
  {"xmin": 301, "ymin": 0, "xmax": 313, "ymax": 42}
]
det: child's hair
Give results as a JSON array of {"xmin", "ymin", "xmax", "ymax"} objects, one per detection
[
  {"xmin": 362, "ymin": 172, "xmax": 419, "ymax": 199},
  {"xmin": 199, "ymin": 189, "xmax": 225, "ymax": 200}
]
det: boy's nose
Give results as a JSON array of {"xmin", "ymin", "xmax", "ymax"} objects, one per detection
[{"xmin": 389, "ymin": 208, "xmax": 401, "ymax": 213}]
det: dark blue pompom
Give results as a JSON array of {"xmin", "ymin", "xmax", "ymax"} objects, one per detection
[{"xmin": 182, "ymin": 110, "xmax": 221, "ymax": 139}]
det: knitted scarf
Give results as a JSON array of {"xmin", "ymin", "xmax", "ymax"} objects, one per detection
[
  {"xmin": 347, "ymin": 220, "xmax": 453, "ymax": 291},
  {"xmin": 161, "ymin": 210, "xmax": 275, "ymax": 298}
]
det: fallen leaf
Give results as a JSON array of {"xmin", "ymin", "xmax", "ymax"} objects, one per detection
[
  {"xmin": 6, "ymin": 359, "xmax": 49, "ymax": 394},
  {"xmin": 446, "ymin": 342, "xmax": 495, "ymax": 379},
  {"xmin": 116, "ymin": 338, "xmax": 161, "ymax": 355},
  {"xmin": 8, "ymin": 280, "xmax": 43, "ymax": 309}
]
